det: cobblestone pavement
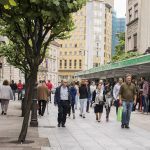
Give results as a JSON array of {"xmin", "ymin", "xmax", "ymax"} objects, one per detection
[{"xmin": 39, "ymin": 97, "xmax": 150, "ymax": 150}]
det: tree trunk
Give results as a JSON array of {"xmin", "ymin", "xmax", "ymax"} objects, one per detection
[
  {"xmin": 18, "ymin": 71, "xmax": 37, "ymax": 143},
  {"xmin": 21, "ymin": 74, "xmax": 30, "ymax": 117}
]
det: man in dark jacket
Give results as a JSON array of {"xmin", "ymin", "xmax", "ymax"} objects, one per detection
[
  {"xmin": 54, "ymin": 79, "xmax": 72, "ymax": 127},
  {"xmin": 10, "ymin": 80, "xmax": 17, "ymax": 101}
]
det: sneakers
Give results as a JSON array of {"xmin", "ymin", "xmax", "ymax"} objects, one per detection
[
  {"xmin": 73, "ymin": 114, "xmax": 75, "ymax": 119},
  {"xmin": 79, "ymin": 114, "xmax": 82, "ymax": 117},
  {"xmin": 57, "ymin": 124, "xmax": 61, "ymax": 127},
  {"xmin": 82, "ymin": 115, "xmax": 86, "ymax": 118}
]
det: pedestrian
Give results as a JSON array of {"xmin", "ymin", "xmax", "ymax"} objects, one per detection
[
  {"xmin": 141, "ymin": 77, "xmax": 149, "ymax": 114},
  {"xmin": 86, "ymin": 80, "xmax": 91, "ymax": 113},
  {"xmin": 90, "ymin": 81, "xmax": 96, "ymax": 107},
  {"xmin": 119, "ymin": 74, "xmax": 137, "ymax": 129},
  {"xmin": 10, "ymin": 80, "xmax": 17, "ymax": 101},
  {"xmin": 46, "ymin": 80, "xmax": 53, "ymax": 103},
  {"xmin": 74, "ymin": 81, "xmax": 79, "ymax": 109},
  {"xmin": 104, "ymin": 82, "xmax": 113, "ymax": 122},
  {"xmin": 0, "ymin": 80, "xmax": 13, "ymax": 115},
  {"xmin": 17, "ymin": 80, "xmax": 23, "ymax": 100},
  {"xmin": 113, "ymin": 78, "xmax": 123, "ymax": 114},
  {"xmin": 37, "ymin": 80, "xmax": 49, "ymax": 116},
  {"xmin": 79, "ymin": 79, "xmax": 88, "ymax": 118},
  {"xmin": 92, "ymin": 83, "xmax": 104, "ymax": 122},
  {"xmin": 68, "ymin": 82, "xmax": 77, "ymax": 119},
  {"xmin": 54, "ymin": 79, "xmax": 72, "ymax": 127}
]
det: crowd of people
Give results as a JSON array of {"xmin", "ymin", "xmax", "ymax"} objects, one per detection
[
  {"xmin": 0, "ymin": 75, "xmax": 149, "ymax": 130},
  {"xmin": 54, "ymin": 74, "xmax": 150, "ymax": 128}
]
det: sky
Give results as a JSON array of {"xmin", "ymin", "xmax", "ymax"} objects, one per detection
[{"xmin": 114, "ymin": 0, "xmax": 126, "ymax": 18}]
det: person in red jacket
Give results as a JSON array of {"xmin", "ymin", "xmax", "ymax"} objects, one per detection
[
  {"xmin": 17, "ymin": 80, "xmax": 23, "ymax": 100},
  {"xmin": 46, "ymin": 80, "xmax": 53, "ymax": 103}
]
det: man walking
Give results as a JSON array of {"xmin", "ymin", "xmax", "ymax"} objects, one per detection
[
  {"xmin": 113, "ymin": 78, "xmax": 123, "ymax": 114},
  {"xmin": 17, "ymin": 80, "xmax": 23, "ymax": 100},
  {"xmin": 46, "ymin": 80, "xmax": 53, "ymax": 103},
  {"xmin": 141, "ymin": 77, "xmax": 149, "ymax": 114},
  {"xmin": 54, "ymin": 79, "xmax": 72, "ymax": 127},
  {"xmin": 37, "ymin": 81, "xmax": 49, "ymax": 116},
  {"xmin": 10, "ymin": 80, "xmax": 17, "ymax": 101},
  {"xmin": 119, "ymin": 74, "xmax": 137, "ymax": 129}
]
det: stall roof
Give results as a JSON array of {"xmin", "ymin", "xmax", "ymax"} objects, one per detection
[{"xmin": 75, "ymin": 54, "xmax": 150, "ymax": 79}]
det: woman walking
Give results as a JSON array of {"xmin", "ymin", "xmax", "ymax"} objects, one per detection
[
  {"xmin": 79, "ymin": 80, "xmax": 88, "ymax": 118},
  {"xmin": 0, "ymin": 80, "xmax": 13, "ymax": 115},
  {"xmin": 92, "ymin": 83, "xmax": 104, "ymax": 122},
  {"xmin": 104, "ymin": 82, "xmax": 113, "ymax": 122}
]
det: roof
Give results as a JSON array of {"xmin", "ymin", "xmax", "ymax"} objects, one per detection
[{"xmin": 75, "ymin": 54, "xmax": 150, "ymax": 79}]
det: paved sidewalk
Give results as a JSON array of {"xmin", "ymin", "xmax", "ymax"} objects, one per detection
[
  {"xmin": 38, "ymin": 99, "xmax": 150, "ymax": 150},
  {"xmin": 0, "ymin": 101, "xmax": 49, "ymax": 150}
]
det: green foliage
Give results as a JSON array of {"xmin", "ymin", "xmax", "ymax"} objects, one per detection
[
  {"xmin": 0, "ymin": 0, "xmax": 16, "ymax": 9},
  {"xmin": 0, "ymin": 0, "xmax": 86, "ymax": 74},
  {"xmin": 112, "ymin": 32, "xmax": 141, "ymax": 62}
]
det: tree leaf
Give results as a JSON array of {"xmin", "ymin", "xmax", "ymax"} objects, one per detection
[{"xmin": 9, "ymin": 0, "xmax": 16, "ymax": 6}]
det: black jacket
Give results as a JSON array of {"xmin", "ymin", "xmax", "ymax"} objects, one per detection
[
  {"xmin": 79, "ymin": 85, "xmax": 88, "ymax": 99},
  {"xmin": 54, "ymin": 86, "xmax": 72, "ymax": 104}
]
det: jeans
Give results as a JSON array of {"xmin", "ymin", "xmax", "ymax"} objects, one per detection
[
  {"xmin": 18, "ymin": 90, "xmax": 22, "ymax": 100},
  {"xmin": 75, "ymin": 95, "xmax": 79, "ymax": 109},
  {"xmin": 12, "ymin": 90, "xmax": 16, "ymax": 101},
  {"xmin": 143, "ymin": 95, "xmax": 149, "ymax": 113},
  {"xmin": 1, "ymin": 99, "xmax": 9, "ymax": 113},
  {"xmin": 80, "ymin": 98, "xmax": 87, "ymax": 116},
  {"xmin": 114, "ymin": 99, "xmax": 119, "ymax": 114},
  {"xmin": 122, "ymin": 101, "xmax": 133, "ymax": 126}
]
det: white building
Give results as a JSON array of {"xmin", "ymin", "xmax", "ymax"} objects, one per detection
[
  {"xmin": 38, "ymin": 41, "xmax": 60, "ymax": 87},
  {"xmin": 86, "ymin": 0, "xmax": 113, "ymax": 69},
  {"xmin": 126, "ymin": 0, "xmax": 150, "ymax": 53}
]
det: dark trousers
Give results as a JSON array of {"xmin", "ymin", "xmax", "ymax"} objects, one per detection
[
  {"xmin": 114, "ymin": 99, "xmax": 119, "ymax": 114},
  {"xmin": 38, "ymin": 100, "xmax": 47, "ymax": 116},
  {"xmin": 86, "ymin": 100, "xmax": 90, "ymax": 112},
  {"xmin": 106, "ymin": 105, "xmax": 111, "ymax": 119},
  {"xmin": 58, "ymin": 100, "xmax": 70, "ymax": 125},
  {"xmin": 68, "ymin": 103, "xmax": 75, "ymax": 116}
]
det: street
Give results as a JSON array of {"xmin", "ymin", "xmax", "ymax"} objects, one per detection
[
  {"xmin": 0, "ymin": 98, "xmax": 150, "ymax": 150},
  {"xmin": 38, "ymin": 96, "xmax": 150, "ymax": 150}
]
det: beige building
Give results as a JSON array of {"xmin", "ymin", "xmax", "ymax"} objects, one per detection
[
  {"xmin": 58, "ymin": 6, "xmax": 86, "ymax": 80},
  {"xmin": 59, "ymin": 1, "xmax": 114, "ymax": 80},
  {"xmin": 38, "ymin": 41, "xmax": 60, "ymax": 87},
  {"xmin": 126, "ymin": 0, "xmax": 150, "ymax": 53}
]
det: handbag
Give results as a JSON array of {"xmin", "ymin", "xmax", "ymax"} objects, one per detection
[
  {"xmin": 117, "ymin": 106, "xmax": 123, "ymax": 122},
  {"xmin": 99, "ymin": 101, "xmax": 104, "ymax": 105}
]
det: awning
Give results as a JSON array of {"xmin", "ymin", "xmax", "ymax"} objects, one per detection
[{"xmin": 75, "ymin": 54, "xmax": 150, "ymax": 79}]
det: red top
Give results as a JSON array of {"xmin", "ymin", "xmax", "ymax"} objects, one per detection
[
  {"xmin": 17, "ymin": 83, "xmax": 23, "ymax": 91},
  {"xmin": 46, "ymin": 82, "xmax": 53, "ymax": 91}
]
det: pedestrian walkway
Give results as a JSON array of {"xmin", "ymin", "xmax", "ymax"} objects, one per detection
[
  {"xmin": 39, "ymin": 100, "xmax": 150, "ymax": 150},
  {"xmin": 0, "ymin": 101, "xmax": 49, "ymax": 150},
  {"xmin": 0, "ymin": 100, "xmax": 150, "ymax": 150}
]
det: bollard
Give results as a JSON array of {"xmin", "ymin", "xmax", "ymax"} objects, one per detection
[{"xmin": 30, "ymin": 83, "xmax": 38, "ymax": 127}]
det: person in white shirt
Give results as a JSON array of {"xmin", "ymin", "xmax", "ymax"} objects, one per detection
[
  {"xmin": 90, "ymin": 81, "xmax": 96, "ymax": 107},
  {"xmin": 113, "ymin": 78, "xmax": 123, "ymax": 114}
]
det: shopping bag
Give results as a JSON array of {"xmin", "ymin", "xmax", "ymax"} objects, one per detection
[{"xmin": 117, "ymin": 106, "xmax": 123, "ymax": 122}]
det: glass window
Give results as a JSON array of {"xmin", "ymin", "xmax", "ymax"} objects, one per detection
[
  {"xmin": 60, "ymin": 60, "xmax": 62, "ymax": 68},
  {"xmin": 129, "ymin": 8, "xmax": 132, "ymax": 22},
  {"xmin": 74, "ymin": 60, "xmax": 77, "ymax": 68},
  {"xmin": 79, "ymin": 60, "xmax": 82, "ymax": 69},
  {"xmin": 69, "ymin": 60, "xmax": 72, "ymax": 68},
  {"xmin": 128, "ymin": 36, "xmax": 132, "ymax": 50},
  {"xmin": 133, "ymin": 33, "xmax": 137, "ymax": 50},
  {"xmin": 64, "ymin": 60, "xmax": 67, "ymax": 68},
  {"xmin": 134, "ymin": 4, "xmax": 138, "ymax": 19}
]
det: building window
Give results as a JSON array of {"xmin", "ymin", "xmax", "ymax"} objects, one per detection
[
  {"xmin": 79, "ymin": 60, "xmax": 82, "ymax": 69},
  {"xmin": 75, "ymin": 44, "xmax": 77, "ymax": 48},
  {"xmin": 74, "ymin": 51, "xmax": 77, "ymax": 55},
  {"xmin": 134, "ymin": 3, "xmax": 138, "ymax": 19},
  {"xmin": 69, "ymin": 51, "xmax": 72, "ymax": 55},
  {"xmin": 60, "ymin": 52, "xmax": 62, "ymax": 56},
  {"xmin": 60, "ymin": 60, "xmax": 62, "ymax": 68},
  {"xmin": 74, "ymin": 60, "xmax": 77, "ymax": 68},
  {"xmin": 65, "ymin": 51, "xmax": 67, "ymax": 55},
  {"xmin": 64, "ymin": 60, "xmax": 67, "ymax": 68},
  {"xmin": 128, "ymin": 36, "xmax": 132, "ymax": 50},
  {"xmin": 69, "ymin": 60, "xmax": 72, "ymax": 68},
  {"xmin": 129, "ymin": 8, "xmax": 132, "ymax": 22},
  {"xmin": 60, "ymin": 44, "xmax": 62, "ymax": 48},
  {"xmin": 79, "ymin": 51, "xmax": 82, "ymax": 55},
  {"xmin": 133, "ymin": 33, "xmax": 137, "ymax": 50}
]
